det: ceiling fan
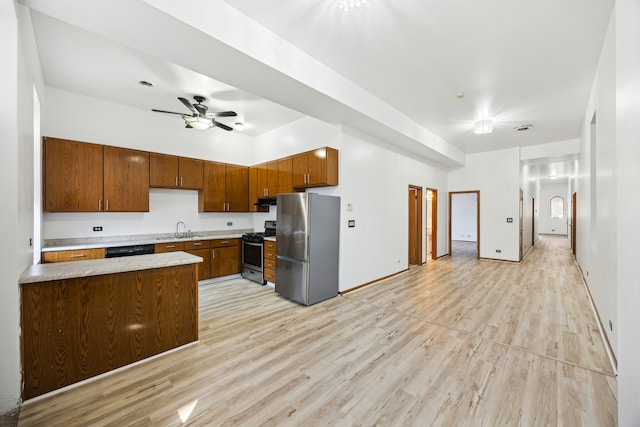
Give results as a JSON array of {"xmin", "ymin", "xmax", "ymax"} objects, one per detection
[{"xmin": 152, "ymin": 95, "xmax": 237, "ymax": 131}]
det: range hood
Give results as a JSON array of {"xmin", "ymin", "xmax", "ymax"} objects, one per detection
[{"xmin": 255, "ymin": 197, "xmax": 277, "ymax": 206}]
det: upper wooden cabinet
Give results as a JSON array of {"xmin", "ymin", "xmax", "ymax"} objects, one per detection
[
  {"xmin": 277, "ymin": 157, "xmax": 293, "ymax": 194},
  {"xmin": 149, "ymin": 153, "xmax": 203, "ymax": 190},
  {"xmin": 199, "ymin": 161, "xmax": 249, "ymax": 212},
  {"xmin": 292, "ymin": 147, "xmax": 339, "ymax": 189},
  {"xmin": 44, "ymin": 137, "xmax": 104, "ymax": 212},
  {"xmin": 44, "ymin": 138, "xmax": 149, "ymax": 212},
  {"xmin": 103, "ymin": 146, "xmax": 149, "ymax": 212}
]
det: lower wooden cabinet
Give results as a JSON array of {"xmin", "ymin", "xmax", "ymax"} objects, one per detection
[
  {"xmin": 211, "ymin": 238, "xmax": 241, "ymax": 278},
  {"xmin": 185, "ymin": 240, "xmax": 212, "ymax": 281},
  {"xmin": 42, "ymin": 248, "xmax": 105, "ymax": 263},
  {"xmin": 264, "ymin": 240, "xmax": 276, "ymax": 283}
]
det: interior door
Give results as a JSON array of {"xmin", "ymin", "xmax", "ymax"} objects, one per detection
[
  {"xmin": 572, "ymin": 192, "xmax": 577, "ymax": 256},
  {"xmin": 408, "ymin": 186, "xmax": 422, "ymax": 265}
]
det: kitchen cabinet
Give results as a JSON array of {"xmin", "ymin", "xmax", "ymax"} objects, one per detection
[
  {"xmin": 199, "ymin": 161, "xmax": 249, "ymax": 212},
  {"xmin": 43, "ymin": 138, "xmax": 149, "ymax": 212},
  {"xmin": 149, "ymin": 153, "xmax": 203, "ymax": 190},
  {"xmin": 42, "ymin": 248, "xmax": 105, "ymax": 263},
  {"xmin": 44, "ymin": 137, "xmax": 104, "ymax": 212},
  {"xmin": 277, "ymin": 157, "xmax": 293, "ymax": 194},
  {"xmin": 255, "ymin": 161, "xmax": 278, "ymax": 198},
  {"xmin": 185, "ymin": 240, "xmax": 212, "ymax": 280},
  {"xmin": 154, "ymin": 241, "xmax": 185, "ymax": 253},
  {"xmin": 292, "ymin": 147, "xmax": 339, "ymax": 189},
  {"xmin": 211, "ymin": 238, "xmax": 241, "ymax": 278},
  {"xmin": 263, "ymin": 240, "xmax": 276, "ymax": 283},
  {"xmin": 103, "ymin": 146, "xmax": 150, "ymax": 212}
]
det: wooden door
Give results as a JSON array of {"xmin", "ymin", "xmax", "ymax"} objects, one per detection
[
  {"xmin": 408, "ymin": 186, "xmax": 422, "ymax": 265},
  {"xmin": 178, "ymin": 157, "xmax": 204, "ymax": 190},
  {"xmin": 277, "ymin": 157, "xmax": 293, "ymax": 194},
  {"xmin": 211, "ymin": 245, "xmax": 240, "ymax": 277},
  {"xmin": 571, "ymin": 192, "xmax": 577, "ymax": 256},
  {"xmin": 225, "ymin": 164, "xmax": 249, "ymax": 212},
  {"xmin": 292, "ymin": 153, "xmax": 307, "ymax": 187},
  {"xmin": 199, "ymin": 161, "xmax": 226, "ymax": 212},
  {"xmin": 44, "ymin": 137, "xmax": 103, "ymax": 212},
  {"xmin": 149, "ymin": 153, "xmax": 179, "ymax": 188},
  {"xmin": 103, "ymin": 146, "xmax": 149, "ymax": 212},
  {"xmin": 426, "ymin": 188, "xmax": 438, "ymax": 261}
]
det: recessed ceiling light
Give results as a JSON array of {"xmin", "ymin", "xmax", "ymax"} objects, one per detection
[
  {"xmin": 138, "ymin": 80, "xmax": 154, "ymax": 87},
  {"xmin": 514, "ymin": 124, "xmax": 532, "ymax": 132}
]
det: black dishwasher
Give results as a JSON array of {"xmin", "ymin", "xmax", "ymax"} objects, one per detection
[{"xmin": 105, "ymin": 244, "xmax": 155, "ymax": 258}]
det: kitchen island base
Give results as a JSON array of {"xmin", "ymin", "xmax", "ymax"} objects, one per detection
[{"xmin": 20, "ymin": 262, "xmax": 198, "ymax": 399}]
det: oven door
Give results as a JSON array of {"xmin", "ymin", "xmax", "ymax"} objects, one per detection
[{"xmin": 242, "ymin": 241, "xmax": 263, "ymax": 272}]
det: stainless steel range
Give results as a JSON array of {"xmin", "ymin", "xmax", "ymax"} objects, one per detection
[{"xmin": 241, "ymin": 220, "xmax": 276, "ymax": 284}]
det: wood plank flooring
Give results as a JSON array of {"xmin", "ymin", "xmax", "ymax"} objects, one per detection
[{"xmin": 17, "ymin": 235, "xmax": 617, "ymax": 426}]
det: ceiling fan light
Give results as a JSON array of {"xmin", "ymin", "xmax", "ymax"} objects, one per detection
[
  {"xmin": 234, "ymin": 122, "xmax": 244, "ymax": 131},
  {"xmin": 474, "ymin": 119, "xmax": 494, "ymax": 135},
  {"xmin": 184, "ymin": 115, "xmax": 213, "ymax": 130}
]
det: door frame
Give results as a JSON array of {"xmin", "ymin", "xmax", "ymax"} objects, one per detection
[
  {"xmin": 448, "ymin": 190, "xmax": 480, "ymax": 259},
  {"xmin": 426, "ymin": 188, "xmax": 438, "ymax": 261},
  {"xmin": 408, "ymin": 185, "xmax": 423, "ymax": 265},
  {"xmin": 571, "ymin": 192, "xmax": 577, "ymax": 256}
]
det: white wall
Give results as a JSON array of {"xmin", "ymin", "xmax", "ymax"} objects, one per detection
[
  {"xmin": 575, "ymin": 11, "xmax": 618, "ymax": 355},
  {"xmin": 451, "ymin": 193, "xmax": 477, "ymax": 242},
  {"xmin": 538, "ymin": 182, "xmax": 569, "ymax": 235},
  {"xmin": 0, "ymin": 3, "xmax": 46, "ymax": 413},
  {"xmin": 338, "ymin": 127, "xmax": 448, "ymax": 291},
  {"xmin": 615, "ymin": 0, "xmax": 640, "ymax": 424},
  {"xmin": 449, "ymin": 148, "xmax": 521, "ymax": 261}
]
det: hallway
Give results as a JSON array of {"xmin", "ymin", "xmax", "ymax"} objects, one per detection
[{"xmin": 17, "ymin": 236, "xmax": 616, "ymax": 426}]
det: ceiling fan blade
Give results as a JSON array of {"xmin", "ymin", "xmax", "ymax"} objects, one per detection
[
  {"xmin": 214, "ymin": 122, "xmax": 233, "ymax": 131},
  {"xmin": 194, "ymin": 103, "xmax": 208, "ymax": 115},
  {"xmin": 178, "ymin": 97, "xmax": 197, "ymax": 114},
  {"xmin": 212, "ymin": 111, "xmax": 237, "ymax": 117},
  {"xmin": 152, "ymin": 109, "xmax": 186, "ymax": 116}
]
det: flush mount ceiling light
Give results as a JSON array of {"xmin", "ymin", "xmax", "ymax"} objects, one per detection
[
  {"xmin": 339, "ymin": 0, "xmax": 366, "ymax": 11},
  {"xmin": 183, "ymin": 115, "xmax": 214, "ymax": 130},
  {"xmin": 234, "ymin": 122, "xmax": 244, "ymax": 131},
  {"xmin": 474, "ymin": 119, "xmax": 494, "ymax": 135}
]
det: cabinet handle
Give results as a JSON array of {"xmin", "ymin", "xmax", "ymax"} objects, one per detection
[
  {"xmin": 180, "ymin": 177, "xmax": 183, "ymax": 187},
  {"xmin": 98, "ymin": 199, "xmax": 102, "ymax": 211},
  {"xmin": 166, "ymin": 245, "xmax": 175, "ymax": 248},
  {"xmin": 193, "ymin": 242, "xmax": 202, "ymax": 246},
  {"xmin": 69, "ymin": 254, "xmax": 85, "ymax": 258},
  {"xmin": 221, "ymin": 241, "xmax": 229, "ymax": 244},
  {"xmin": 212, "ymin": 250, "xmax": 215, "ymax": 259},
  {"xmin": 176, "ymin": 176, "xmax": 178, "ymax": 186},
  {"xmin": 106, "ymin": 200, "xmax": 109, "ymax": 211}
]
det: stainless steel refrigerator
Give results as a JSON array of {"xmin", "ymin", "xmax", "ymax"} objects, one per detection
[{"xmin": 276, "ymin": 193, "xmax": 340, "ymax": 305}]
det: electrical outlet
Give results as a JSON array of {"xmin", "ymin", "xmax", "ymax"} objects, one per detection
[
  {"xmin": 348, "ymin": 220, "xmax": 355, "ymax": 228},
  {"xmin": 227, "ymin": 222, "xmax": 233, "ymax": 226},
  {"xmin": 93, "ymin": 226, "xmax": 103, "ymax": 232},
  {"xmin": 495, "ymin": 249, "xmax": 502, "ymax": 253}
]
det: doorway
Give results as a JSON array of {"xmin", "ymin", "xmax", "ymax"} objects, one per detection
[
  {"xmin": 408, "ymin": 185, "xmax": 423, "ymax": 265},
  {"xmin": 448, "ymin": 191, "xmax": 479, "ymax": 258},
  {"xmin": 426, "ymin": 189, "xmax": 438, "ymax": 262},
  {"xmin": 532, "ymin": 197, "xmax": 536, "ymax": 247},
  {"xmin": 519, "ymin": 189, "xmax": 523, "ymax": 261}
]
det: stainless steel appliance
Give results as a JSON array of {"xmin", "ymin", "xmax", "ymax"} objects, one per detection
[
  {"xmin": 276, "ymin": 193, "xmax": 340, "ymax": 305},
  {"xmin": 241, "ymin": 221, "xmax": 276, "ymax": 285}
]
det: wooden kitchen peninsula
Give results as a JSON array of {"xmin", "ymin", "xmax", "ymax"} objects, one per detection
[{"xmin": 19, "ymin": 252, "xmax": 201, "ymax": 399}]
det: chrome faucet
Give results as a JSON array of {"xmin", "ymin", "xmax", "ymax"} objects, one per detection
[{"xmin": 176, "ymin": 221, "xmax": 186, "ymax": 238}]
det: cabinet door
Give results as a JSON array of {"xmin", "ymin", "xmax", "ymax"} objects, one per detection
[
  {"xmin": 266, "ymin": 160, "xmax": 278, "ymax": 197},
  {"xmin": 255, "ymin": 162, "xmax": 268, "ymax": 198},
  {"xmin": 187, "ymin": 248, "xmax": 211, "ymax": 280},
  {"xmin": 149, "ymin": 153, "xmax": 179, "ymax": 188},
  {"xmin": 277, "ymin": 157, "xmax": 293, "ymax": 195},
  {"xmin": 211, "ymin": 245, "xmax": 241, "ymax": 277},
  {"xmin": 199, "ymin": 161, "xmax": 226, "ymax": 212},
  {"xmin": 225, "ymin": 164, "xmax": 249, "ymax": 212},
  {"xmin": 42, "ymin": 248, "xmax": 105, "ymax": 263},
  {"xmin": 103, "ymin": 147, "xmax": 150, "ymax": 212},
  {"xmin": 44, "ymin": 137, "xmax": 103, "ymax": 212},
  {"xmin": 178, "ymin": 157, "xmax": 204, "ymax": 190},
  {"xmin": 292, "ymin": 153, "xmax": 308, "ymax": 188},
  {"xmin": 154, "ymin": 242, "xmax": 186, "ymax": 253}
]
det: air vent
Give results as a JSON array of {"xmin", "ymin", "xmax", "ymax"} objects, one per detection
[{"xmin": 514, "ymin": 124, "xmax": 532, "ymax": 132}]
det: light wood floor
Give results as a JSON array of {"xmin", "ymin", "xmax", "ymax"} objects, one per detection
[{"xmin": 17, "ymin": 235, "xmax": 617, "ymax": 426}]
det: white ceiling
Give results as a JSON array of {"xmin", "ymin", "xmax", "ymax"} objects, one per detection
[{"xmin": 23, "ymin": 0, "xmax": 613, "ymax": 172}]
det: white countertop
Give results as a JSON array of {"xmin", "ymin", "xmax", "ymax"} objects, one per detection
[
  {"xmin": 42, "ymin": 230, "xmax": 249, "ymax": 252},
  {"xmin": 20, "ymin": 252, "xmax": 202, "ymax": 284}
]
